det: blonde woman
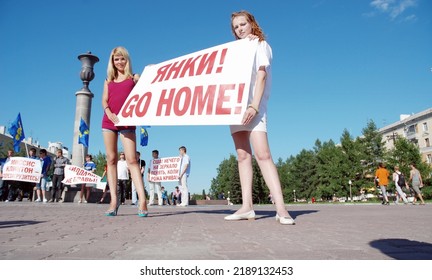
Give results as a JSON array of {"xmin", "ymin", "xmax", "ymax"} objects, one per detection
[{"xmin": 101, "ymin": 46, "xmax": 148, "ymax": 217}]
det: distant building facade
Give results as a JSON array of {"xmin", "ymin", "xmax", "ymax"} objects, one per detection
[
  {"xmin": 379, "ymin": 108, "xmax": 432, "ymax": 164},
  {"xmin": 0, "ymin": 125, "xmax": 69, "ymax": 159}
]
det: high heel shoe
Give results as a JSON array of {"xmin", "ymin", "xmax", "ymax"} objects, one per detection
[
  {"xmin": 275, "ymin": 214, "xmax": 295, "ymax": 225},
  {"xmin": 224, "ymin": 210, "xmax": 255, "ymax": 221},
  {"xmin": 138, "ymin": 209, "xmax": 148, "ymax": 217},
  {"xmin": 105, "ymin": 203, "xmax": 120, "ymax": 217}
]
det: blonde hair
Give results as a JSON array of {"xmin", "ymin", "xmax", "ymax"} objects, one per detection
[
  {"xmin": 106, "ymin": 46, "xmax": 134, "ymax": 82},
  {"xmin": 231, "ymin": 10, "xmax": 266, "ymax": 42}
]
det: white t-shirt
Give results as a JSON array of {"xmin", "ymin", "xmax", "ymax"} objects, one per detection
[
  {"xmin": 117, "ymin": 159, "xmax": 129, "ymax": 180},
  {"xmin": 230, "ymin": 40, "xmax": 272, "ymax": 133}
]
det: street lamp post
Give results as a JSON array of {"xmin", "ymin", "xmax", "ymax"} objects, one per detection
[
  {"xmin": 72, "ymin": 51, "xmax": 99, "ymax": 167},
  {"xmin": 348, "ymin": 180, "xmax": 353, "ymax": 203},
  {"xmin": 293, "ymin": 190, "xmax": 296, "ymax": 202}
]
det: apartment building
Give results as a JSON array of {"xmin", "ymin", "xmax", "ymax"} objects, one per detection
[{"xmin": 379, "ymin": 108, "xmax": 432, "ymax": 164}]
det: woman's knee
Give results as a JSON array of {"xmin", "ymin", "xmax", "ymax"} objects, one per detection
[
  {"xmin": 254, "ymin": 150, "xmax": 271, "ymax": 162},
  {"xmin": 237, "ymin": 150, "xmax": 252, "ymax": 163}
]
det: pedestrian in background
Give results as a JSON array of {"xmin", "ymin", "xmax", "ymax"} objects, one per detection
[
  {"xmin": 147, "ymin": 150, "xmax": 162, "ymax": 206},
  {"xmin": 409, "ymin": 163, "xmax": 426, "ymax": 205},
  {"xmin": 392, "ymin": 166, "xmax": 408, "ymax": 205},
  {"xmin": 177, "ymin": 146, "xmax": 190, "ymax": 207},
  {"xmin": 51, "ymin": 149, "xmax": 69, "ymax": 202},
  {"xmin": 375, "ymin": 162, "xmax": 390, "ymax": 205}
]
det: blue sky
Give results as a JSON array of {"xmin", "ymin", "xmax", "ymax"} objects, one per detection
[{"xmin": 1, "ymin": 0, "xmax": 431, "ymax": 195}]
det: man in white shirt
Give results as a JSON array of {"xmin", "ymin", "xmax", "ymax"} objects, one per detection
[
  {"xmin": 178, "ymin": 146, "xmax": 191, "ymax": 206},
  {"xmin": 117, "ymin": 152, "xmax": 129, "ymax": 205}
]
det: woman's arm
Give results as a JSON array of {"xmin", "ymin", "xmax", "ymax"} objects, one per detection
[{"xmin": 242, "ymin": 67, "xmax": 266, "ymax": 125}]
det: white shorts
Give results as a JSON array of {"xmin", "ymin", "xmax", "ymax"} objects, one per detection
[{"xmin": 230, "ymin": 114, "xmax": 267, "ymax": 134}]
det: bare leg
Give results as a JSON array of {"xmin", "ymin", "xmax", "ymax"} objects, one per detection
[
  {"xmin": 250, "ymin": 131, "xmax": 291, "ymax": 218},
  {"xmin": 79, "ymin": 184, "xmax": 85, "ymax": 202},
  {"xmin": 231, "ymin": 131, "xmax": 254, "ymax": 214},
  {"xmin": 120, "ymin": 132, "xmax": 148, "ymax": 212},
  {"xmin": 86, "ymin": 186, "xmax": 91, "ymax": 202},
  {"xmin": 103, "ymin": 130, "xmax": 119, "ymax": 212},
  {"xmin": 418, "ymin": 193, "xmax": 425, "ymax": 204}
]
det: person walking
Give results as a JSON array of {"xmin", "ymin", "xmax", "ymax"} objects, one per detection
[
  {"xmin": 392, "ymin": 166, "xmax": 409, "ymax": 205},
  {"xmin": 375, "ymin": 162, "xmax": 390, "ymax": 205},
  {"xmin": 409, "ymin": 163, "xmax": 426, "ymax": 205},
  {"xmin": 223, "ymin": 10, "xmax": 295, "ymax": 225},
  {"xmin": 101, "ymin": 46, "xmax": 148, "ymax": 217}
]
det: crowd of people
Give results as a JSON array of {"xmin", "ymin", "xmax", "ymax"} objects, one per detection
[{"xmin": 0, "ymin": 147, "xmax": 190, "ymax": 208}]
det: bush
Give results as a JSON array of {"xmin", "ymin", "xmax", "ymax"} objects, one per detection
[{"xmin": 421, "ymin": 186, "xmax": 432, "ymax": 200}]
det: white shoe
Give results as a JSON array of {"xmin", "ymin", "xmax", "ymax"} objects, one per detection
[
  {"xmin": 35, "ymin": 198, "xmax": 41, "ymax": 202},
  {"xmin": 224, "ymin": 210, "xmax": 255, "ymax": 221},
  {"xmin": 275, "ymin": 214, "xmax": 295, "ymax": 225},
  {"xmin": 43, "ymin": 199, "xmax": 48, "ymax": 203}
]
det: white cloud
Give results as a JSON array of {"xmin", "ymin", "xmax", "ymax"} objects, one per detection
[
  {"xmin": 369, "ymin": 0, "xmax": 417, "ymax": 20},
  {"xmin": 371, "ymin": 0, "xmax": 394, "ymax": 12}
]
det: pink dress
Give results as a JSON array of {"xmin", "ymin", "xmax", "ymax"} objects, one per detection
[{"xmin": 102, "ymin": 78, "xmax": 136, "ymax": 131}]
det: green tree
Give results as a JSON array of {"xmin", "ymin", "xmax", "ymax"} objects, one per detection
[
  {"xmin": 340, "ymin": 129, "xmax": 368, "ymax": 198},
  {"xmin": 93, "ymin": 151, "xmax": 107, "ymax": 176},
  {"xmin": 277, "ymin": 156, "xmax": 294, "ymax": 201},
  {"xmin": 210, "ymin": 154, "xmax": 241, "ymax": 202},
  {"xmin": 358, "ymin": 120, "xmax": 386, "ymax": 177},
  {"xmin": 314, "ymin": 139, "xmax": 347, "ymax": 200},
  {"xmin": 251, "ymin": 157, "xmax": 267, "ymax": 204},
  {"xmin": 386, "ymin": 137, "xmax": 431, "ymax": 178},
  {"xmin": 285, "ymin": 149, "xmax": 317, "ymax": 202}
]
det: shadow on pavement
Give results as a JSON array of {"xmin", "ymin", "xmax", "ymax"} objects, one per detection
[
  {"xmin": 370, "ymin": 238, "xmax": 432, "ymax": 260},
  {"xmin": 0, "ymin": 220, "xmax": 43, "ymax": 229},
  {"xmin": 145, "ymin": 209, "xmax": 319, "ymax": 220}
]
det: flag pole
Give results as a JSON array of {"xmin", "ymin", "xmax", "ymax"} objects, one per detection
[{"xmin": 82, "ymin": 144, "xmax": 85, "ymax": 167}]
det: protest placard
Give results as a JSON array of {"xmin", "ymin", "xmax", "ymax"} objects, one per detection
[
  {"xmin": 2, "ymin": 157, "xmax": 42, "ymax": 183},
  {"xmin": 62, "ymin": 165, "xmax": 101, "ymax": 185},
  {"xmin": 117, "ymin": 39, "xmax": 258, "ymax": 126},
  {"xmin": 149, "ymin": 156, "xmax": 181, "ymax": 182}
]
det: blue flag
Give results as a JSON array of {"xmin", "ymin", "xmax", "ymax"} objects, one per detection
[
  {"xmin": 78, "ymin": 118, "xmax": 89, "ymax": 147},
  {"xmin": 8, "ymin": 113, "xmax": 25, "ymax": 152},
  {"xmin": 140, "ymin": 126, "xmax": 149, "ymax": 146}
]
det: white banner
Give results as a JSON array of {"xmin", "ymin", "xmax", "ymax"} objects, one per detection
[
  {"xmin": 96, "ymin": 181, "xmax": 107, "ymax": 190},
  {"xmin": 149, "ymin": 156, "xmax": 181, "ymax": 182},
  {"xmin": 2, "ymin": 157, "xmax": 42, "ymax": 183},
  {"xmin": 117, "ymin": 39, "xmax": 258, "ymax": 126},
  {"xmin": 62, "ymin": 165, "xmax": 101, "ymax": 185}
]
